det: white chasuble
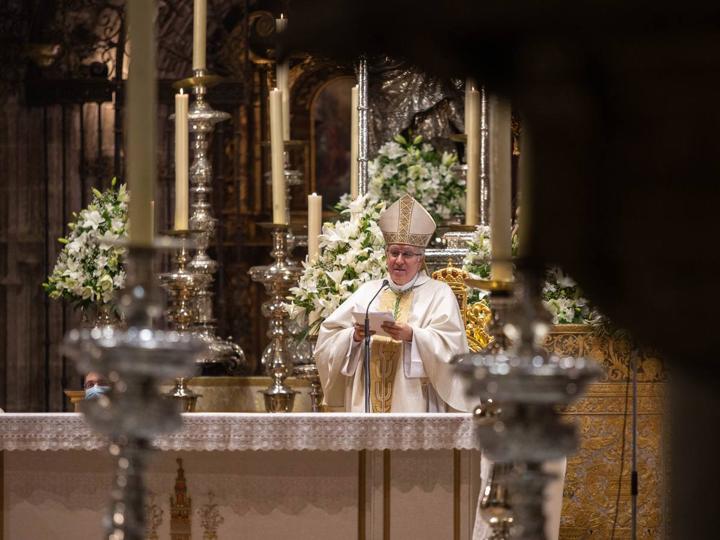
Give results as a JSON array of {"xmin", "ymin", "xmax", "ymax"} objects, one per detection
[{"xmin": 314, "ymin": 273, "xmax": 472, "ymax": 412}]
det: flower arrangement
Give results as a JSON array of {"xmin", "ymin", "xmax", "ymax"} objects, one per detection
[
  {"xmin": 288, "ymin": 194, "xmax": 387, "ymax": 332},
  {"xmin": 43, "ymin": 179, "xmax": 128, "ymax": 309},
  {"xmin": 338, "ymin": 134, "xmax": 464, "ymax": 223},
  {"xmin": 462, "ymin": 225, "xmax": 599, "ymax": 325}
]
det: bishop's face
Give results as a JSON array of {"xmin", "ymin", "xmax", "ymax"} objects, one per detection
[{"xmin": 386, "ymin": 244, "xmax": 424, "ymax": 285}]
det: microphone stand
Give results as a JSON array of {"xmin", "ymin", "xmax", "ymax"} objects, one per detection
[{"xmin": 364, "ymin": 280, "xmax": 388, "ymax": 412}]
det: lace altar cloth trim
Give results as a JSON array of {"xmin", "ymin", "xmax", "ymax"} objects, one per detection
[{"xmin": 0, "ymin": 413, "xmax": 480, "ymax": 452}]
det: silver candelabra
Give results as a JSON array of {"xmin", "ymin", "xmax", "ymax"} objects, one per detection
[
  {"xmin": 185, "ymin": 70, "xmax": 249, "ymax": 375},
  {"xmin": 159, "ymin": 230, "xmax": 203, "ymax": 412},
  {"xmin": 455, "ymin": 267, "xmax": 602, "ymax": 539},
  {"xmin": 64, "ymin": 246, "xmax": 206, "ymax": 540},
  {"xmin": 249, "ymin": 224, "xmax": 303, "ymax": 412}
]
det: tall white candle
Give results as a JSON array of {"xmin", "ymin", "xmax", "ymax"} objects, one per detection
[
  {"xmin": 350, "ymin": 85, "xmax": 359, "ymax": 199},
  {"xmin": 192, "ymin": 0, "xmax": 207, "ymax": 71},
  {"xmin": 269, "ymin": 88, "xmax": 287, "ymax": 224},
  {"xmin": 465, "ymin": 81, "xmax": 480, "ymax": 226},
  {"xmin": 174, "ymin": 92, "xmax": 189, "ymax": 230},
  {"xmin": 275, "ymin": 15, "xmax": 290, "ymax": 140},
  {"xmin": 307, "ymin": 193, "xmax": 322, "ymax": 262},
  {"xmin": 489, "ymin": 95, "xmax": 513, "ymax": 281},
  {"xmin": 126, "ymin": 0, "xmax": 156, "ymax": 247},
  {"xmin": 464, "ymin": 78, "xmax": 475, "ymax": 135}
]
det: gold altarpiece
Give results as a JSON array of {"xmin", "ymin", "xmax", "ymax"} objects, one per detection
[{"xmin": 547, "ymin": 326, "xmax": 666, "ymax": 539}]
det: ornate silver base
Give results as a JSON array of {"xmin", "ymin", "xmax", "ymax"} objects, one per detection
[
  {"xmin": 166, "ymin": 377, "xmax": 201, "ymax": 412},
  {"xmin": 262, "ymin": 383, "xmax": 297, "ymax": 413},
  {"xmin": 293, "ymin": 362, "xmax": 323, "ymax": 412}
]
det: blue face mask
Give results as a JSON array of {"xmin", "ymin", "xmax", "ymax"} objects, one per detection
[{"xmin": 84, "ymin": 385, "xmax": 111, "ymax": 400}]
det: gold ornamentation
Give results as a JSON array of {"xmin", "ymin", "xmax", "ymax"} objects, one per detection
[
  {"xmin": 432, "ymin": 261, "xmax": 492, "ymax": 351},
  {"xmin": 545, "ymin": 326, "xmax": 666, "ymax": 539},
  {"xmin": 368, "ymin": 289, "xmax": 414, "ymax": 412},
  {"xmin": 466, "ymin": 302, "xmax": 493, "ymax": 352},
  {"xmin": 144, "ymin": 491, "xmax": 163, "ymax": 540},
  {"xmin": 432, "ymin": 262, "xmax": 469, "ymax": 322},
  {"xmin": 198, "ymin": 491, "xmax": 224, "ymax": 540},
  {"xmin": 170, "ymin": 458, "xmax": 192, "ymax": 539},
  {"xmin": 380, "ymin": 194, "xmax": 435, "ymax": 247}
]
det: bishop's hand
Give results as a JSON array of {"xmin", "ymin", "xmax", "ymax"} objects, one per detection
[
  {"xmin": 353, "ymin": 323, "xmax": 375, "ymax": 342},
  {"xmin": 381, "ymin": 321, "xmax": 413, "ymax": 342}
]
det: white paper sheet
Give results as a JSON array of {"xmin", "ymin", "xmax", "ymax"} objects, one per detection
[{"xmin": 351, "ymin": 311, "xmax": 395, "ymax": 338}]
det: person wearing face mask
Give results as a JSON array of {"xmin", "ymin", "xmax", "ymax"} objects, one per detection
[
  {"xmin": 314, "ymin": 194, "xmax": 470, "ymax": 412},
  {"xmin": 84, "ymin": 371, "xmax": 111, "ymax": 400}
]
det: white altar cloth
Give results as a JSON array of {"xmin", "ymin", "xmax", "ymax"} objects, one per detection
[
  {"xmin": 0, "ymin": 412, "xmax": 480, "ymax": 452},
  {"xmin": 0, "ymin": 413, "xmax": 482, "ymax": 540}
]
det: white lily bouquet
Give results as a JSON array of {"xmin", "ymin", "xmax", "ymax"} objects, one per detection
[
  {"xmin": 43, "ymin": 179, "xmax": 128, "ymax": 309},
  {"xmin": 462, "ymin": 225, "xmax": 599, "ymax": 325},
  {"xmin": 288, "ymin": 194, "xmax": 387, "ymax": 332},
  {"xmin": 338, "ymin": 134, "xmax": 465, "ymax": 223}
]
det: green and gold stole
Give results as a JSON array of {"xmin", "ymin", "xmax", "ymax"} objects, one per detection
[{"xmin": 369, "ymin": 288, "xmax": 414, "ymax": 413}]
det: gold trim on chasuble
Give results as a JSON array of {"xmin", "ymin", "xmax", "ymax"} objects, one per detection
[{"xmin": 369, "ymin": 288, "xmax": 414, "ymax": 412}]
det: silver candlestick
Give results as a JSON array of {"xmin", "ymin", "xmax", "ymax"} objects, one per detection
[
  {"xmin": 467, "ymin": 277, "xmax": 516, "ymax": 540},
  {"xmin": 249, "ymin": 224, "xmax": 303, "ymax": 412},
  {"xmin": 159, "ymin": 230, "xmax": 202, "ymax": 412},
  {"xmin": 455, "ymin": 267, "xmax": 602, "ymax": 539},
  {"xmin": 63, "ymin": 246, "xmax": 206, "ymax": 540},
  {"xmin": 185, "ymin": 69, "xmax": 249, "ymax": 376}
]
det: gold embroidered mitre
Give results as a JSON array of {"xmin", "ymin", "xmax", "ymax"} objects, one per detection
[{"xmin": 379, "ymin": 194, "xmax": 436, "ymax": 247}]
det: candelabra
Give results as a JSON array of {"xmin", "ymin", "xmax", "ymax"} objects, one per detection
[
  {"xmin": 184, "ymin": 70, "xmax": 249, "ymax": 375},
  {"xmin": 465, "ymin": 277, "xmax": 516, "ymax": 540},
  {"xmin": 159, "ymin": 230, "xmax": 202, "ymax": 412},
  {"xmin": 63, "ymin": 246, "xmax": 206, "ymax": 540},
  {"xmin": 455, "ymin": 267, "xmax": 602, "ymax": 539},
  {"xmin": 249, "ymin": 224, "xmax": 303, "ymax": 412}
]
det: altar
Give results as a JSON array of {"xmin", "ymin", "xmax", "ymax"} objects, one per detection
[{"xmin": 1, "ymin": 413, "xmax": 483, "ymax": 540}]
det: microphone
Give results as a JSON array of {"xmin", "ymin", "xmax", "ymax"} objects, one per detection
[{"xmin": 363, "ymin": 279, "xmax": 389, "ymax": 413}]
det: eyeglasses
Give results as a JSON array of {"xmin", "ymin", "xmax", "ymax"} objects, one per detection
[{"xmin": 386, "ymin": 248, "xmax": 423, "ymax": 260}]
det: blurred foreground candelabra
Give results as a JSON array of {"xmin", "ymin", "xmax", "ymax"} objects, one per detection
[
  {"xmin": 64, "ymin": 246, "xmax": 206, "ymax": 540},
  {"xmin": 182, "ymin": 70, "xmax": 248, "ymax": 375},
  {"xmin": 249, "ymin": 224, "xmax": 303, "ymax": 412},
  {"xmin": 455, "ymin": 265, "xmax": 602, "ymax": 539}
]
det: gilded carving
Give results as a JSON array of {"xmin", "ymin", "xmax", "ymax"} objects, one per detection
[{"xmin": 546, "ymin": 326, "xmax": 666, "ymax": 540}]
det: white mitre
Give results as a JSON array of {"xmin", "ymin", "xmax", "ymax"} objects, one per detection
[{"xmin": 378, "ymin": 194, "xmax": 436, "ymax": 247}]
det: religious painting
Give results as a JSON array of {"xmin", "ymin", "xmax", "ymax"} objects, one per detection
[{"xmin": 311, "ymin": 76, "xmax": 354, "ymax": 208}]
